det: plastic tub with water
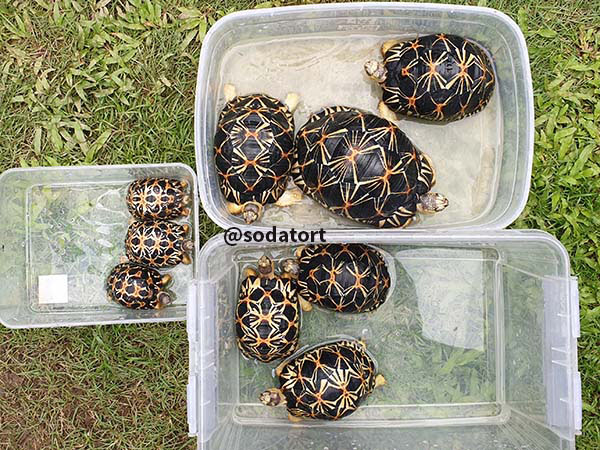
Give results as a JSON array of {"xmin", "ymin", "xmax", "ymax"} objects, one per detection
[
  {"xmin": 0, "ymin": 163, "xmax": 198, "ymax": 328},
  {"xmin": 187, "ymin": 231, "xmax": 582, "ymax": 450},
  {"xmin": 194, "ymin": 3, "xmax": 534, "ymax": 232}
]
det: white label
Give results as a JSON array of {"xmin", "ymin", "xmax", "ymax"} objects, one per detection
[{"xmin": 38, "ymin": 274, "xmax": 69, "ymax": 304}]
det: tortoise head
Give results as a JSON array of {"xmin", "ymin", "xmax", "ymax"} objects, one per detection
[
  {"xmin": 417, "ymin": 192, "xmax": 449, "ymax": 214},
  {"xmin": 242, "ymin": 202, "xmax": 262, "ymax": 224},
  {"xmin": 364, "ymin": 60, "xmax": 387, "ymax": 83},
  {"xmin": 260, "ymin": 388, "xmax": 285, "ymax": 407},
  {"xmin": 257, "ymin": 255, "xmax": 274, "ymax": 277},
  {"xmin": 280, "ymin": 258, "xmax": 299, "ymax": 279},
  {"xmin": 155, "ymin": 292, "xmax": 173, "ymax": 310}
]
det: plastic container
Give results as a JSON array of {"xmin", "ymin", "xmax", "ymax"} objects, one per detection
[
  {"xmin": 0, "ymin": 163, "xmax": 199, "ymax": 328},
  {"xmin": 187, "ymin": 230, "xmax": 582, "ymax": 450},
  {"xmin": 194, "ymin": 3, "xmax": 534, "ymax": 232}
]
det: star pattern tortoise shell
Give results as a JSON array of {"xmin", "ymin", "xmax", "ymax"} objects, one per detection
[
  {"xmin": 125, "ymin": 220, "xmax": 193, "ymax": 268},
  {"xmin": 126, "ymin": 178, "xmax": 190, "ymax": 221},
  {"xmin": 366, "ymin": 34, "xmax": 495, "ymax": 121},
  {"xmin": 294, "ymin": 244, "xmax": 391, "ymax": 313},
  {"xmin": 214, "ymin": 93, "xmax": 295, "ymax": 221},
  {"xmin": 235, "ymin": 256, "xmax": 300, "ymax": 363},
  {"xmin": 106, "ymin": 262, "xmax": 172, "ymax": 310},
  {"xmin": 293, "ymin": 106, "xmax": 447, "ymax": 228},
  {"xmin": 260, "ymin": 338, "xmax": 385, "ymax": 421}
]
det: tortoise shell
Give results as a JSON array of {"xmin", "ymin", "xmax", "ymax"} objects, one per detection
[
  {"xmin": 214, "ymin": 94, "xmax": 295, "ymax": 208},
  {"xmin": 125, "ymin": 220, "xmax": 192, "ymax": 268},
  {"xmin": 126, "ymin": 178, "xmax": 190, "ymax": 220},
  {"xmin": 236, "ymin": 268, "xmax": 300, "ymax": 363},
  {"xmin": 297, "ymin": 244, "xmax": 390, "ymax": 313},
  {"xmin": 379, "ymin": 34, "xmax": 495, "ymax": 121},
  {"xmin": 274, "ymin": 339, "xmax": 379, "ymax": 420},
  {"xmin": 106, "ymin": 262, "xmax": 171, "ymax": 310},
  {"xmin": 293, "ymin": 106, "xmax": 436, "ymax": 228}
]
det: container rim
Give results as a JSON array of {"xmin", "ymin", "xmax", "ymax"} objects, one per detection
[
  {"xmin": 195, "ymin": 2, "xmax": 534, "ymax": 232},
  {"xmin": 198, "ymin": 229, "xmax": 571, "ymax": 276}
]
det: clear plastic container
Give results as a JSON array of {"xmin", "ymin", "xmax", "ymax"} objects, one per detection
[
  {"xmin": 187, "ymin": 230, "xmax": 582, "ymax": 450},
  {"xmin": 194, "ymin": 3, "xmax": 533, "ymax": 232},
  {"xmin": 0, "ymin": 163, "xmax": 198, "ymax": 328}
]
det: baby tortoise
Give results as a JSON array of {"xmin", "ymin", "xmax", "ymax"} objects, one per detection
[
  {"xmin": 126, "ymin": 178, "xmax": 191, "ymax": 221},
  {"xmin": 365, "ymin": 34, "xmax": 495, "ymax": 121},
  {"xmin": 293, "ymin": 106, "xmax": 448, "ymax": 228},
  {"xmin": 214, "ymin": 84, "xmax": 303, "ymax": 224},
  {"xmin": 283, "ymin": 243, "xmax": 391, "ymax": 313},
  {"xmin": 235, "ymin": 255, "xmax": 300, "ymax": 363},
  {"xmin": 125, "ymin": 220, "xmax": 193, "ymax": 268},
  {"xmin": 106, "ymin": 262, "xmax": 172, "ymax": 310},
  {"xmin": 260, "ymin": 338, "xmax": 385, "ymax": 421}
]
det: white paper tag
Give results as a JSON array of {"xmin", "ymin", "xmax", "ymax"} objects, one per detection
[{"xmin": 38, "ymin": 274, "xmax": 69, "ymax": 304}]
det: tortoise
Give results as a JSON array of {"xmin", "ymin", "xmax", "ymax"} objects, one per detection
[
  {"xmin": 106, "ymin": 262, "xmax": 172, "ymax": 310},
  {"xmin": 235, "ymin": 255, "xmax": 300, "ymax": 363},
  {"xmin": 293, "ymin": 106, "xmax": 448, "ymax": 228},
  {"xmin": 260, "ymin": 338, "xmax": 385, "ymax": 421},
  {"xmin": 282, "ymin": 243, "xmax": 391, "ymax": 313},
  {"xmin": 126, "ymin": 178, "xmax": 191, "ymax": 221},
  {"xmin": 214, "ymin": 84, "xmax": 303, "ymax": 224},
  {"xmin": 364, "ymin": 34, "xmax": 495, "ymax": 122},
  {"xmin": 125, "ymin": 220, "xmax": 193, "ymax": 268}
]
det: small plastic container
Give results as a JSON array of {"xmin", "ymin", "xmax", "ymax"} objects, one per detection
[
  {"xmin": 187, "ymin": 230, "xmax": 582, "ymax": 450},
  {"xmin": 0, "ymin": 163, "xmax": 198, "ymax": 328},
  {"xmin": 194, "ymin": 2, "xmax": 534, "ymax": 232}
]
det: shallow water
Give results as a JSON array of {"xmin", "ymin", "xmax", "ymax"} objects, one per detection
[
  {"xmin": 222, "ymin": 245, "xmax": 500, "ymax": 423},
  {"xmin": 218, "ymin": 34, "xmax": 502, "ymax": 228}
]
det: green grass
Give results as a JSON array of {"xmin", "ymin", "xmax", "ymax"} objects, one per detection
[{"xmin": 0, "ymin": 0, "xmax": 599, "ymax": 448}]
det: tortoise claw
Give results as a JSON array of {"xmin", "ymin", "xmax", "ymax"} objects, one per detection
[
  {"xmin": 182, "ymin": 252, "xmax": 192, "ymax": 265},
  {"xmin": 299, "ymin": 297, "xmax": 313, "ymax": 312},
  {"xmin": 161, "ymin": 274, "xmax": 172, "ymax": 286},
  {"xmin": 287, "ymin": 413, "xmax": 302, "ymax": 423}
]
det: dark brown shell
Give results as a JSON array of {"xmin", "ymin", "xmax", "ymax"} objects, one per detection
[
  {"xmin": 125, "ymin": 220, "xmax": 191, "ymax": 268},
  {"xmin": 214, "ymin": 94, "xmax": 295, "ymax": 207},
  {"xmin": 297, "ymin": 244, "xmax": 390, "ymax": 313},
  {"xmin": 277, "ymin": 339, "xmax": 378, "ymax": 420},
  {"xmin": 235, "ymin": 272, "xmax": 300, "ymax": 363},
  {"xmin": 293, "ymin": 106, "xmax": 435, "ymax": 228},
  {"xmin": 126, "ymin": 178, "xmax": 189, "ymax": 220},
  {"xmin": 380, "ymin": 34, "xmax": 495, "ymax": 121},
  {"xmin": 106, "ymin": 263, "xmax": 168, "ymax": 310}
]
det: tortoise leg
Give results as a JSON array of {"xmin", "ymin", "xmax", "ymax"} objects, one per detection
[
  {"xmin": 294, "ymin": 246, "xmax": 305, "ymax": 258},
  {"xmin": 275, "ymin": 360, "xmax": 288, "ymax": 377},
  {"xmin": 275, "ymin": 188, "xmax": 303, "ymax": 207},
  {"xmin": 224, "ymin": 83, "xmax": 237, "ymax": 102},
  {"xmin": 161, "ymin": 274, "xmax": 172, "ymax": 286},
  {"xmin": 182, "ymin": 194, "xmax": 191, "ymax": 205},
  {"xmin": 180, "ymin": 179, "xmax": 189, "ymax": 189},
  {"xmin": 182, "ymin": 224, "xmax": 191, "ymax": 234},
  {"xmin": 378, "ymin": 100, "xmax": 397, "ymax": 122},
  {"xmin": 381, "ymin": 39, "xmax": 400, "ymax": 56},
  {"xmin": 226, "ymin": 202, "xmax": 244, "ymax": 216},
  {"xmin": 375, "ymin": 374, "xmax": 387, "ymax": 388},
  {"xmin": 181, "ymin": 253, "xmax": 192, "ymax": 265},
  {"xmin": 288, "ymin": 413, "xmax": 302, "ymax": 423},
  {"xmin": 182, "ymin": 207, "xmax": 191, "ymax": 217},
  {"xmin": 243, "ymin": 267, "xmax": 259, "ymax": 278},
  {"xmin": 299, "ymin": 297, "xmax": 313, "ymax": 312},
  {"xmin": 284, "ymin": 93, "xmax": 300, "ymax": 113}
]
